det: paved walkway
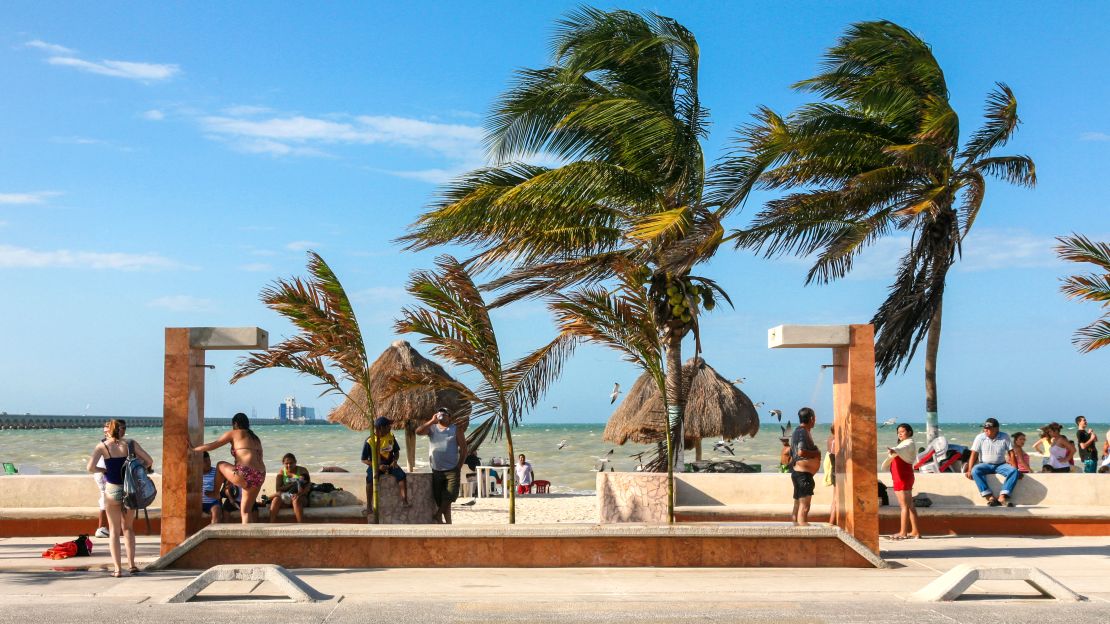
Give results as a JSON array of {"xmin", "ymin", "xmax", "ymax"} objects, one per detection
[{"xmin": 0, "ymin": 534, "xmax": 1108, "ymax": 623}]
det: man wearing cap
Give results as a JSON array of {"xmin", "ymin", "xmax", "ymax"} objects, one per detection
[
  {"xmin": 416, "ymin": 408, "xmax": 467, "ymax": 524},
  {"xmin": 362, "ymin": 416, "xmax": 410, "ymax": 515},
  {"xmin": 965, "ymin": 417, "xmax": 1019, "ymax": 506}
]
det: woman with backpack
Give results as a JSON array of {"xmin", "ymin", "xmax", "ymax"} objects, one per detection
[
  {"xmin": 86, "ymin": 418, "xmax": 153, "ymax": 577},
  {"xmin": 193, "ymin": 412, "xmax": 266, "ymax": 524}
]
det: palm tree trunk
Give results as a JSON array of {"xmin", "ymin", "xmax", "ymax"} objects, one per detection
[
  {"xmin": 503, "ymin": 412, "xmax": 516, "ymax": 524},
  {"xmin": 664, "ymin": 328, "xmax": 685, "ymax": 523},
  {"xmin": 924, "ymin": 300, "xmax": 943, "ymax": 443},
  {"xmin": 405, "ymin": 423, "xmax": 417, "ymax": 473}
]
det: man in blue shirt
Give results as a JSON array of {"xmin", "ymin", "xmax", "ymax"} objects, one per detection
[{"xmin": 965, "ymin": 418, "xmax": 1019, "ymax": 506}]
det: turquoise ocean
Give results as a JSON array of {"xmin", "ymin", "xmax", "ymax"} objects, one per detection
[{"xmin": 1, "ymin": 421, "xmax": 1104, "ymax": 493}]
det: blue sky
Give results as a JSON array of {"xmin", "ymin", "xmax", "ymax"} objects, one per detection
[{"xmin": 2, "ymin": 2, "xmax": 1108, "ymax": 425}]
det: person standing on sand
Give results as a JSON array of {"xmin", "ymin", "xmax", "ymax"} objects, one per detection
[
  {"xmin": 1076, "ymin": 416, "xmax": 1099, "ymax": 473},
  {"xmin": 789, "ymin": 407, "xmax": 821, "ymax": 526},
  {"xmin": 515, "ymin": 454, "xmax": 534, "ymax": 495},
  {"xmin": 416, "ymin": 407, "xmax": 467, "ymax": 524},
  {"xmin": 192, "ymin": 412, "xmax": 266, "ymax": 524},
  {"xmin": 884, "ymin": 423, "xmax": 920, "ymax": 539},
  {"xmin": 86, "ymin": 419, "xmax": 153, "ymax": 577}
]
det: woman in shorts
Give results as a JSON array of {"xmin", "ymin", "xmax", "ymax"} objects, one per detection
[{"xmin": 86, "ymin": 419, "xmax": 153, "ymax": 577}]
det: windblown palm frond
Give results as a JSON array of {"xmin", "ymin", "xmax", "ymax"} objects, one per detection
[
  {"xmin": 711, "ymin": 19, "xmax": 1035, "ymax": 386},
  {"xmin": 231, "ymin": 251, "xmax": 384, "ymax": 520},
  {"xmin": 1056, "ymin": 234, "xmax": 1110, "ymax": 353},
  {"xmin": 395, "ymin": 255, "xmax": 565, "ymax": 523}
]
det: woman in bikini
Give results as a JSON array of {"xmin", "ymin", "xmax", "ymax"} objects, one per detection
[
  {"xmin": 193, "ymin": 412, "xmax": 265, "ymax": 524},
  {"xmin": 87, "ymin": 419, "xmax": 154, "ymax": 577}
]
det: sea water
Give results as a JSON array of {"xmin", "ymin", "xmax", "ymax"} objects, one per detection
[{"xmin": 1, "ymin": 421, "xmax": 1102, "ymax": 492}]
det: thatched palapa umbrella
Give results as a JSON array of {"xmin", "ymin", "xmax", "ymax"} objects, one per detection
[
  {"xmin": 603, "ymin": 357, "xmax": 759, "ymax": 460},
  {"xmin": 329, "ymin": 340, "xmax": 471, "ymax": 471}
]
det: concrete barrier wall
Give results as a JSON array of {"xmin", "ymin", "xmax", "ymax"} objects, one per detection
[{"xmin": 598, "ymin": 472, "xmax": 1110, "ymax": 522}]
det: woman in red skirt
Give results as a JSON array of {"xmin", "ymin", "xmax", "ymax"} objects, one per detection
[{"xmin": 887, "ymin": 423, "xmax": 920, "ymax": 539}]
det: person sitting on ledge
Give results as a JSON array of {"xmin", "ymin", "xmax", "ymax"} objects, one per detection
[
  {"xmin": 201, "ymin": 451, "xmax": 223, "ymax": 525},
  {"xmin": 269, "ymin": 453, "xmax": 311, "ymax": 523},
  {"xmin": 362, "ymin": 416, "xmax": 410, "ymax": 512},
  {"xmin": 964, "ymin": 417, "xmax": 1019, "ymax": 507}
]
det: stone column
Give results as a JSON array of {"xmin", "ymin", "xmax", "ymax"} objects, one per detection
[
  {"xmin": 160, "ymin": 327, "xmax": 268, "ymax": 556},
  {"xmin": 768, "ymin": 323, "xmax": 879, "ymax": 555},
  {"xmin": 161, "ymin": 329, "xmax": 206, "ymax": 554},
  {"xmin": 831, "ymin": 324, "xmax": 878, "ymax": 554}
]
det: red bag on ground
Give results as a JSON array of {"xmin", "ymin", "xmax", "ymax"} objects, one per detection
[{"xmin": 42, "ymin": 541, "xmax": 77, "ymax": 560}]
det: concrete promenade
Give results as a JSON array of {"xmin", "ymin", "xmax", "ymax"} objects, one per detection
[{"xmin": 0, "ymin": 533, "xmax": 1108, "ymax": 623}]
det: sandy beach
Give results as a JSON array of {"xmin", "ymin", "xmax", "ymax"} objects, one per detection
[{"xmin": 448, "ymin": 493, "xmax": 597, "ymax": 524}]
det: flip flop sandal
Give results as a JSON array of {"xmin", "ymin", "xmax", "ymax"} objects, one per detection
[
  {"xmin": 110, "ymin": 570, "xmax": 123, "ymax": 578},
  {"xmin": 129, "ymin": 567, "xmax": 141, "ymax": 575},
  {"xmin": 987, "ymin": 499, "xmax": 1002, "ymax": 507}
]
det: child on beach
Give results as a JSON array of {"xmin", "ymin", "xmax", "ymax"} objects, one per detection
[
  {"xmin": 362, "ymin": 416, "xmax": 411, "ymax": 513},
  {"xmin": 201, "ymin": 452, "xmax": 222, "ymax": 524}
]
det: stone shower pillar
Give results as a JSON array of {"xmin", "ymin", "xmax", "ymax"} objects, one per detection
[
  {"xmin": 161, "ymin": 327, "xmax": 267, "ymax": 555},
  {"xmin": 768, "ymin": 324, "xmax": 879, "ymax": 554}
]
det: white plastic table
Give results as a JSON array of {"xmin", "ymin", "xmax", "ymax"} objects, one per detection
[{"xmin": 476, "ymin": 465, "xmax": 509, "ymax": 498}]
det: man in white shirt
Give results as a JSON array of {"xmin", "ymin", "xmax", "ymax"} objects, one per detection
[
  {"xmin": 515, "ymin": 454, "xmax": 534, "ymax": 495},
  {"xmin": 964, "ymin": 417, "xmax": 1018, "ymax": 506}
]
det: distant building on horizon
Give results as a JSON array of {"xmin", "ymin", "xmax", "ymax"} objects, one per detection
[{"xmin": 278, "ymin": 396, "xmax": 316, "ymax": 422}]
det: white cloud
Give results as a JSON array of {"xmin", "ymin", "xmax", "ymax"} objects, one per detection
[
  {"xmin": 285, "ymin": 241, "xmax": 319, "ymax": 252},
  {"xmin": 222, "ymin": 105, "xmax": 274, "ymax": 116},
  {"xmin": 382, "ymin": 167, "xmax": 462, "ymax": 184},
  {"xmin": 142, "ymin": 109, "xmax": 165, "ymax": 121},
  {"xmin": 147, "ymin": 295, "xmax": 214, "ymax": 312},
  {"xmin": 238, "ymin": 262, "xmax": 273, "ymax": 272},
  {"xmin": 24, "ymin": 39, "xmax": 75, "ymax": 55},
  {"xmin": 198, "ymin": 112, "xmax": 484, "ymax": 164},
  {"xmin": 47, "ymin": 56, "xmax": 179, "ymax": 81},
  {"xmin": 773, "ymin": 229, "xmax": 1059, "ymax": 281},
  {"xmin": 50, "ymin": 136, "xmax": 135, "ymax": 151},
  {"xmin": 959, "ymin": 230, "xmax": 1059, "ymax": 272},
  {"xmin": 0, "ymin": 191, "xmax": 63, "ymax": 205},
  {"xmin": 0, "ymin": 244, "xmax": 190, "ymax": 270},
  {"xmin": 1080, "ymin": 132, "xmax": 1110, "ymax": 142}
]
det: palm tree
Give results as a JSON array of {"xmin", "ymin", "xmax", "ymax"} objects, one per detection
[
  {"xmin": 711, "ymin": 21, "xmax": 1036, "ymax": 440},
  {"xmin": 1056, "ymin": 234, "xmax": 1110, "ymax": 352},
  {"xmin": 394, "ymin": 255, "xmax": 571, "ymax": 523},
  {"xmin": 401, "ymin": 8, "xmax": 733, "ymax": 471},
  {"xmin": 231, "ymin": 251, "xmax": 386, "ymax": 522},
  {"xmin": 542, "ymin": 266, "xmax": 672, "ymax": 519}
]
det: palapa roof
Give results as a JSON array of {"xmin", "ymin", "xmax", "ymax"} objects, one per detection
[
  {"xmin": 602, "ymin": 357, "xmax": 759, "ymax": 448},
  {"xmin": 328, "ymin": 340, "xmax": 471, "ymax": 431}
]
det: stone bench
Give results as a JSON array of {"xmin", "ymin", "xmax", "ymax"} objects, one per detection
[
  {"xmin": 599, "ymin": 472, "xmax": 1110, "ymax": 536},
  {"xmin": 0, "ymin": 471, "xmax": 442, "ymax": 535}
]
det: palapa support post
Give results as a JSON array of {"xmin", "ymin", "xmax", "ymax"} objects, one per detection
[
  {"xmin": 161, "ymin": 327, "xmax": 268, "ymax": 556},
  {"xmin": 768, "ymin": 324, "xmax": 879, "ymax": 554}
]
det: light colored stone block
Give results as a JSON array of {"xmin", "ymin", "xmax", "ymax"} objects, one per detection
[
  {"xmin": 187, "ymin": 327, "xmax": 269, "ymax": 350},
  {"xmin": 910, "ymin": 564, "xmax": 1085, "ymax": 602},
  {"xmin": 163, "ymin": 564, "xmax": 333, "ymax": 603},
  {"xmin": 767, "ymin": 324, "xmax": 851, "ymax": 348}
]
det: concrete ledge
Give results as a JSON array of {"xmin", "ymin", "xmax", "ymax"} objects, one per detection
[{"xmin": 149, "ymin": 523, "xmax": 887, "ymax": 571}]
